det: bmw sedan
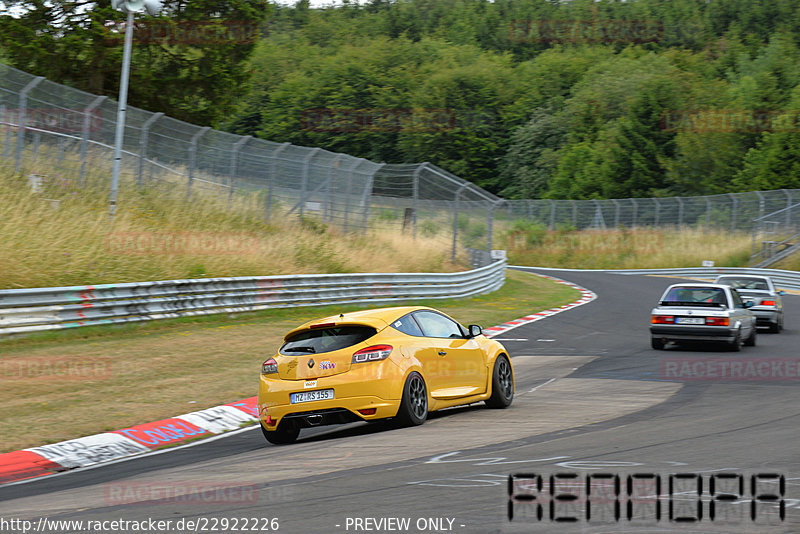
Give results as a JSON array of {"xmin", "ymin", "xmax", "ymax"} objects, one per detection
[
  {"xmin": 257, "ymin": 306, "xmax": 514, "ymax": 444},
  {"xmin": 714, "ymin": 274, "xmax": 784, "ymax": 332},
  {"xmin": 650, "ymin": 283, "xmax": 756, "ymax": 351}
]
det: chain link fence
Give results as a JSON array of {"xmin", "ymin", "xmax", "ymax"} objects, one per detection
[{"xmin": 1, "ymin": 62, "xmax": 798, "ymax": 267}]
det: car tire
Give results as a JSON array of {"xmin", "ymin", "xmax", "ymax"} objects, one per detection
[
  {"xmin": 651, "ymin": 338, "xmax": 665, "ymax": 350},
  {"xmin": 744, "ymin": 327, "xmax": 757, "ymax": 347},
  {"xmin": 261, "ymin": 421, "xmax": 299, "ymax": 445},
  {"xmin": 728, "ymin": 330, "xmax": 742, "ymax": 352},
  {"xmin": 769, "ymin": 317, "xmax": 781, "ymax": 333},
  {"xmin": 395, "ymin": 372, "xmax": 428, "ymax": 426},
  {"xmin": 485, "ymin": 355, "xmax": 514, "ymax": 409}
]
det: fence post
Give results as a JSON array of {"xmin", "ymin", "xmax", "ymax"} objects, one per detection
[
  {"xmin": 631, "ymin": 198, "xmax": 638, "ymax": 227},
  {"xmin": 360, "ymin": 163, "xmax": 382, "ymax": 233},
  {"xmin": 729, "ymin": 193, "xmax": 738, "ymax": 231},
  {"xmin": 411, "ymin": 163, "xmax": 427, "ymax": 238},
  {"xmin": 548, "ymin": 199, "xmax": 556, "ymax": 229},
  {"xmin": 298, "ymin": 148, "xmax": 321, "ymax": 219},
  {"xmin": 527, "ymin": 200, "xmax": 533, "ymax": 222},
  {"xmin": 487, "ymin": 201, "xmax": 499, "ymax": 253},
  {"xmin": 326, "ymin": 155, "xmax": 342, "ymax": 222},
  {"xmin": 267, "ymin": 142, "xmax": 291, "ymax": 221},
  {"xmin": 136, "ymin": 111, "xmax": 162, "ymax": 187},
  {"xmin": 228, "ymin": 135, "xmax": 251, "ymax": 208},
  {"xmin": 676, "ymin": 197, "xmax": 684, "ymax": 228},
  {"xmin": 186, "ymin": 126, "xmax": 210, "ymax": 199},
  {"xmin": 452, "ymin": 183, "xmax": 470, "ymax": 263},
  {"xmin": 612, "ymin": 199, "xmax": 620, "ymax": 228},
  {"xmin": 755, "ymin": 191, "xmax": 765, "ymax": 230},
  {"xmin": 571, "ymin": 200, "xmax": 577, "ymax": 228},
  {"xmin": 705, "ymin": 198, "xmax": 712, "ymax": 231},
  {"xmin": 79, "ymin": 95, "xmax": 107, "ymax": 187},
  {"xmin": 15, "ymin": 76, "xmax": 44, "ymax": 173},
  {"xmin": 783, "ymin": 189, "xmax": 793, "ymax": 227},
  {"xmin": 653, "ymin": 198, "xmax": 660, "ymax": 227}
]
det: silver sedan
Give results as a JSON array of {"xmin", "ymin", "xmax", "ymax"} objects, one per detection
[
  {"xmin": 714, "ymin": 275, "xmax": 784, "ymax": 333},
  {"xmin": 650, "ymin": 283, "xmax": 757, "ymax": 351}
]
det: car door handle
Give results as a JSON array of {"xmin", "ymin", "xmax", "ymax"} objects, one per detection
[{"xmin": 438, "ymin": 351, "xmax": 447, "ymax": 356}]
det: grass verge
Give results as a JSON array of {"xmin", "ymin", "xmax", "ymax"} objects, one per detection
[{"xmin": 0, "ymin": 269, "xmax": 579, "ymax": 452}]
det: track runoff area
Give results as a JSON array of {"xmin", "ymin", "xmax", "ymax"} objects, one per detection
[{"xmin": 0, "ymin": 269, "xmax": 798, "ymax": 534}]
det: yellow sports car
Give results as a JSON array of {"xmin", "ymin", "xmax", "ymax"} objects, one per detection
[{"xmin": 257, "ymin": 306, "xmax": 514, "ymax": 444}]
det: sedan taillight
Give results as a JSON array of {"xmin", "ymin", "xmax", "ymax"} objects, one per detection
[
  {"xmin": 261, "ymin": 358, "xmax": 278, "ymax": 374},
  {"xmin": 352, "ymin": 345, "xmax": 392, "ymax": 363},
  {"xmin": 651, "ymin": 315, "xmax": 674, "ymax": 324},
  {"xmin": 705, "ymin": 317, "xmax": 729, "ymax": 326},
  {"xmin": 761, "ymin": 300, "xmax": 776, "ymax": 306}
]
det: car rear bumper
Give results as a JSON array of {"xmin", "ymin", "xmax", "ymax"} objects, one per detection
[
  {"xmin": 258, "ymin": 364, "xmax": 404, "ymax": 428},
  {"xmin": 751, "ymin": 309, "xmax": 780, "ymax": 324},
  {"xmin": 650, "ymin": 325, "xmax": 737, "ymax": 342}
]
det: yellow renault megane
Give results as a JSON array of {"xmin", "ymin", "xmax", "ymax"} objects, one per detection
[{"xmin": 257, "ymin": 306, "xmax": 514, "ymax": 444}]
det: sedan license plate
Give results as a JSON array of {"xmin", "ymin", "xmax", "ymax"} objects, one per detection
[
  {"xmin": 676, "ymin": 317, "xmax": 705, "ymax": 325},
  {"xmin": 291, "ymin": 389, "xmax": 334, "ymax": 404}
]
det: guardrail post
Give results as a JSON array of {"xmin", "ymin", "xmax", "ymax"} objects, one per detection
[
  {"xmin": 411, "ymin": 163, "xmax": 427, "ymax": 238},
  {"xmin": 79, "ymin": 95, "xmax": 107, "ymax": 187},
  {"xmin": 452, "ymin": 183, "xmax": 470, "ymax": 262},
  {"xmin": 298, "ymin": 148, "xmax": 322, "ymax": 219},
  {"xmin": 360, "ymin": 163, "xmax": 382, "ymax": 233},
  {"xmin": 186, "ymin": 126, "xmax": 210, "ymax": 199},
  {"xmin": 548, "ymin": 199, "xmax": 556, "ymax": 230},
  {"xmin": 136, "ymin": 111, "xmax": 162, "ymax": 187},
  {"xmin": 228, "ymin": 135, "xmax": 251, "ymax": 208},
  {"xmin": 729, "ymin": 193, "xmax": 738, "ymax": 231},
  {"xmin": 267, "ymin": 142, "xmax": 291, "ymax": 221},
  {"xmin": 15, "ymin": 76, "xmax": 44, "ymax": 173}
]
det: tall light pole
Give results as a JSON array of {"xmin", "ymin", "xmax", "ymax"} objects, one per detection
[{"xmin": 109, "ymin": 0, "xmax": 162, "ymax": 216}]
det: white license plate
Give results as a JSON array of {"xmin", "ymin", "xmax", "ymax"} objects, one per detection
[
  {"xmin": 291, "ymin": 389, "xmax": 334, "ymax": 404},
  {"xmin": 676, "ymin": 317, "xmax": 705, "ymax": 325}
]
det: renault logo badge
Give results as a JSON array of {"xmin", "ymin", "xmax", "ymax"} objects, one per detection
[{"xmin": 308, "ymin": 358, "xmax": 315, "ymax": 368}]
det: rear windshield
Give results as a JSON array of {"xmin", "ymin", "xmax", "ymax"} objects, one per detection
[
  {"xmin": 717, "ymin": 277, "xmax": 769, "ymax": 291},
  {"xmin": 661, "ymin": 287, "xmax": 728, "ymax": 307},
  {"xmin": 280, "ymin": 326, "xmax": 377, "ymax": 355}
]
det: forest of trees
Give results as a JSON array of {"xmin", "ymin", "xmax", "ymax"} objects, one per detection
[{"xmin": 4, "ymin": 0, "xmax": 800, "ymax": 199}]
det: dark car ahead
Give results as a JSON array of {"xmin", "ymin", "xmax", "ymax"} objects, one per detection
[{"xmin": 650, "ymin": 283, "xmax": 756, "ymax": 351}]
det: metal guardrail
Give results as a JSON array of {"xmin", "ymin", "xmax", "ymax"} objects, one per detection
[
  {"xmin": 517, "ymin": 266, "xmax": 800, "ymax": 291},
  {"xmin": 0, "ymin": 262, "xmax": 506, "ymax": 335}
]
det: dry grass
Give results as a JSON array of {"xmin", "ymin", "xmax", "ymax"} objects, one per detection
[
  {"xmin": 0, "ymin": 270, "xmax": 579, "ymax": 452},
  {"xmin": 503, "ymin": 224, "xmax": 752, "ymax": 269},
  {"xmin": 0, "ymin": 153, "xmax": 461, "ymax": 289}
]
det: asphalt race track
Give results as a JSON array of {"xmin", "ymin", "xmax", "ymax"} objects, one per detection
[{"xmin": 1, "ymin": 269, "xmax": 798, "ymax": 534}]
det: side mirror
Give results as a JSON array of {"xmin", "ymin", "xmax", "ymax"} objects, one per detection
[
  {"xmin": 744, "ymin": 301, "xmax": 755, "ymax": 308},
  {"xmin": 468, "ymin": 325, "xmax": 483, "ymax": 338},
  {"xmin": 779, "ymin": 290, "xmax": 786, "ymax": 296}
]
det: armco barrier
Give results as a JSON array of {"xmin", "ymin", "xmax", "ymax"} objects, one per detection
[
  {"xmin": 0, "ymin": 261, "xmax": 505, "ymax": 335},
  {"xmin": 518, "ymin": 266, "xmax": 800, "ymax": 291}
]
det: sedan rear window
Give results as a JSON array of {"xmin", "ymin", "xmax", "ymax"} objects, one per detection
[
  {"xmin": 718, "ymin": 277, "xmax": 769, "ymax": 291},
  {"xmin": 661, "ymin": 287, "xmax": 728, "ymax": 307},
  {"xmin": 280, "ymin": 326, "xmax": 377, "ymax": 355}
]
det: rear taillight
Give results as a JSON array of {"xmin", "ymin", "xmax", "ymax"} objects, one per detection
[
  {"xmin": 705, "ymin": 317, "xmax": 730, "ymax": 326},
  {"xmin": 261, "ymin": 358, "xmax": 278, "ymax": 374},
  {"xmin": 352, "ymin": 345, "xmax": 392, "ymax": 363},
  {"xmin": 358, "ymin": 408, "xmax": 377, "ymax": 416},
  {"xmin": 651, "ymin": 315, "xmax": 674, "ymax": 324},
  {"xmin": 761, "ymin": 300, "xmax": 776, "ymax": 306}
]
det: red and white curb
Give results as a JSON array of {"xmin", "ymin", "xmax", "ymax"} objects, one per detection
[
  {"xmin": 0, "ymin": 272, "xmax": 595, "ymax": 486},
  {"xmin": 482, "ymin": 273, "xmax": 597, "ymax": 337}
]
